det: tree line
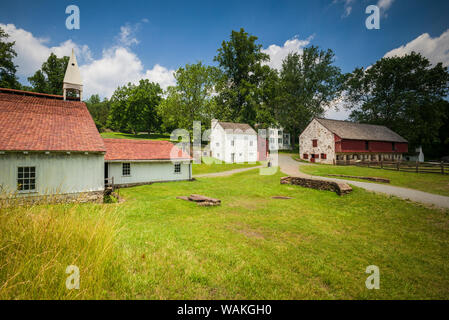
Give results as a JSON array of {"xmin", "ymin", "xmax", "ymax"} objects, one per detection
[{"xmin": 1, "ymin": 26, "xmax": 448, "ymax": 158}]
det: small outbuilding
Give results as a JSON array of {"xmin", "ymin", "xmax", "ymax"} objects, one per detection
[{"xmin": 104, "ymin": 139, "xmax": 193, "ymax": 187}]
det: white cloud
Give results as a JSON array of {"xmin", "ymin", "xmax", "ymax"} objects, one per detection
[
  {"xmin": 383, "ymin": 29, "xmax": 449, "ymax": 67},
  {"xmin": 262, "ymin": 36, "xmax": 313, "ymax": 70},
  {"xmin": 117, "ymin": 24, "xmax": 139, "ymax": 47},
  {"xmin": 80, "ymin": 48, "xmax": 175, "ymax": 98},
  {"xmin": 334, "ymin": 0, "xmax": 394, "ymax": 18},
  {"xmin": 0, "ymin": 23, "xmax": 175, "ymax": 98},
  {"xmin": 333, "ymin": 0, "xmax": 355, "ymax": 18},
  {"xmin": 377, "ymin": 0, "xmax": 394, "ymax": 12},
  {"xmin": 0, "ymin": 23, "xmax": 92, "ymax": 77}
]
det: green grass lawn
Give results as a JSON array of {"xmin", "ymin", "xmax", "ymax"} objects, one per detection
[
  {"xmin": 100, "ymin": 132, "xmax": 172, "ymax": 141},
  {"xmin": 2, "ymin": 170, "xmax": 449, "ymax": 299},
  {"xmin": 299, "ymin": 164, "xmax": 449, "ymax": 197},
  {"xmin": 192, "ymin": 157, "xmax": 262, "ymax": 175}
]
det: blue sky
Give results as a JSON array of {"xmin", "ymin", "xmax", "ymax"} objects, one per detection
[{"xmin": 1, "ymin": 0, "xmax": 448, "ymax": 118}]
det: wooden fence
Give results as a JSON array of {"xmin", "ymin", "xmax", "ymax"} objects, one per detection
[{"xmin": 335, "ymin": 160, "xmax": 449, "ymax": 175}]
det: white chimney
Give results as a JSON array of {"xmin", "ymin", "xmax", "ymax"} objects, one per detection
[{"xmin": 63, "ymin": 49, "xmax": 83, "ymax": 101}]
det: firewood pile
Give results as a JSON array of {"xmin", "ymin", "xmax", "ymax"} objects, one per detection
[{"xmin": 176, "ymin": 194, "xmax": 221, "ymax": 206}]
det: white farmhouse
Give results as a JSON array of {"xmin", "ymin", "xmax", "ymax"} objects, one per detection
[
  {"xmin": 268, "ymin": 127, "xmax": 291, "ymax": 151},
  {"xmin": 0, "ymin": 50, "xmax": 105, "ymax": 202},
  {"xmin": 210, "ymin": 119, "xmax": 258, "ymax": 163},
  {"xmin": 104, "ymin": 139, "xmax": 192, "ymax": 187}
]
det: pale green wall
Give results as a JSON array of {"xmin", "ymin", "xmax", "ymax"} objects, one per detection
[
  {"xmin": 0, "ymin": 152, "xmax": 104, "ymax": 196},
  {"xmin": 107, "ymin": 161, "xmax": 191, "ymax": 185}
]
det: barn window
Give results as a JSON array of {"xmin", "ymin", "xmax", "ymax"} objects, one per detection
[
  {"xmin": 303, "ymin": 154, "xmax": 308, "ymax": 159},
  {"xmin": 365, "ymin": 141, "xmax": 369, "ymax": 150},
  {"xmin": 392, "ymin": 143, "xmax": 396, "ymax": 151},
  {"xmin": 321, "ymin": 153, "xmax": 327, "ymax": 159},
  {"xmin": 174, "ymin": 163, "xmax": 181, "ymax": 174},
  {"xmin": 312, "ymin": 139, "xmax": 318, "ymax": 147},
  {"xmin": 122, "ymin": 163, "xmax": 131, "ymax": 176},
  {"xmin": 17, "ymin": 166, "xmax": 36, "ymax": 192}
]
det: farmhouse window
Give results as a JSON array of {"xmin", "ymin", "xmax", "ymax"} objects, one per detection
[
  {"xmin": 303, "ymin": 154, "xmax": 308, "ymax": 159},
  {"xmin": 231, "ymin": 140, "xmax": 234, "ymax": 146},
  {"xmin": 174, "ymin": 163, "xmax": 181, "ymax": 174},
  {"xmin": 321, "ymin": 153, "xmax": 327, "ymax": 159},
  {"xmin": 216, "ymin": 142, "xmax": 219, "ymax": 147},
  {"xmin": 249, "ymin": 141, "xmax": 253, "ymax": 146},
  {"xmin": 312, "ymin": 139, "xmax": 318, "ymax": 147},
  {"xmin": 17, "ymin": 166, "xmax": 36, "ymax": 192},
  {"xmin": 122, "ymin": 163, "xmax": 131, "ymax": 176}
]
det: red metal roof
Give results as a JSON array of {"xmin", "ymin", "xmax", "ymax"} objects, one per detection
[
  {"xmin": 104, "ymin": 139, "xmax": 192, "ymax": 161},
  {"xmin": 0, "ymin": 88, "xmax": 106, "ymax": 152}
]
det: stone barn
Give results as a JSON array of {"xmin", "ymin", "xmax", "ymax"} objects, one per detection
[{"xmin": 299, "ymin": 118, "xmax": 408, "ymax": 164}]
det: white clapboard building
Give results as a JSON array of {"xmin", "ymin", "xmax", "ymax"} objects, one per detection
[
  {"xmin": 0, "ymin": 50, "xmax": 192, "ymax": 203},
  {"xmin": 210, "ymin": 119, "xmax": 258, "ymax": 163}
]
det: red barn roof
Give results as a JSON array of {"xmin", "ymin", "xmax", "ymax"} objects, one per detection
[
  {"xmin": 104, "ymin": 139, "xmax": 192, "ymax": 161},
  {"xmin": 0, "ymin": 88, "xmax": 105, "ymax": 152}
]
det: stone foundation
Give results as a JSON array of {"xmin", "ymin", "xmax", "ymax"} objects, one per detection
[
  {"xmin": 115, "ymin": 178, "xmax": 195, "ymax": 189},
  {"xmin": 281, "ymin": 176, "xmax": 352, "ymax": 196},
  {"xmin": 0, "ymin": 191, "xmax": 104, "ymax": 208}
]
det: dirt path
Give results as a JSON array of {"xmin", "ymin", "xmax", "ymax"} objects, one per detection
[
  {"xmin": 193, "ymin": 165, "xmax": 264, "ymax": 178},
  {"xmin": 278, "ymin": 154, "xmax": 449, "ymax": 209}
]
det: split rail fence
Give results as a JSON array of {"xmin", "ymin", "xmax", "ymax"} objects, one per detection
[{"xmin": 335, "ymin": 160, "xmax": 449, "ymax": 175}]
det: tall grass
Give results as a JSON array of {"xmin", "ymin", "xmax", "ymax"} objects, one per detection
[{"xmin": 0, "ymin": 202, "xmax": 129, "ymax": 299}]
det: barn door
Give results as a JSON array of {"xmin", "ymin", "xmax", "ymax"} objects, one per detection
[{"xmin": 104, "ymin": 163, "xmax": 109, "ymax": 184}]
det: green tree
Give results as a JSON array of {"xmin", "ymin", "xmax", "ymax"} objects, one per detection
[
  {"xmin": 108, "ymin": 80, "xmax": 162, "ymax": 134},
  {"xmin": 85, "ymin": 94, "xmax": 111, "ymax": 132},
  {"xmin": 214, "ymin": 28, "xmax": 270, "ymax": 125},
  {"xmin": 276, "ymin": 46, "xmax": 344, "ymax": 146},
  {"xmin": 345, "ymin": 52, "xmax": 449, "ymax": 150},
  {"xmin": 28, "ymin": 53, "xmax": 69, "ymax": 95},
  {"xmin": 130, "ymin": 79, "xmax": 163, "ymax": 134},
  {"xmin": 158, "ymin": 62, "xmax": 218, "ymax": 135},
  {"xmin": 0, "ymin": 27, "xmax": 21, "ymax": 89}
]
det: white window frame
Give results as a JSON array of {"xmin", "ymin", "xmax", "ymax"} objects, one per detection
[
  {"xmin": 122, "ymin": 163, "xmax": 131, "ymax": 176},
  {"xmin": 174, "ymin": 163, "xmax": 181, "ymax": 174},
  {"xmin": 17, "ymin": 166, "xmax": 37, "ymax": 193}
]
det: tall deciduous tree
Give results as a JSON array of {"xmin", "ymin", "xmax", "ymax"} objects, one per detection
[
  {"xmin": 108, "ymin": 80, "xmax": 162, "ymax": 134},
  {"xmin": 0, "ymin": 27, "xmax": 21, "ymax": 89},
  {"xmin": 158, "ymin": 62, "xmax": 219, "ymax": 134},
  {"xmin": 276, "ymin": 46, "xmax": 344, "ymax": 146},
  {"xmin": 214, "ymin": 28, "xmax": 271, "ymax": 125},
  {"xmin": 345, "ymin": 52, "xmax": 449, "ymax": 149},
  {"xmin": 85, "ymin": 94, "xmax": 111, "ymax": 132},
  {"xmin": 28, "ymin": 53, "xmax": 69, "ymax": 95}
]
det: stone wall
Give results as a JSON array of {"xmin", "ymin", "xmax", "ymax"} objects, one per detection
[
  {"xmin": 0, "ymin": 191, "xmax": 104, "ymax": 208},
  {"xmin": 299, "ymin": 119, "xmax": 335, "ymax": 164},
  {"xmin": 280, "ymin": 176, "xmax": 352, "ymax": 196}
]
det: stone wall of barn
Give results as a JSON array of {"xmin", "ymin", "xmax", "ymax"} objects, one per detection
[
  {"xmin": 299, "ymin": 119, "xmax": 335, "ymax": 164},
  {"xmin": 0, "ymin": 152, "xmax": 104, "ymax": 197}
]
